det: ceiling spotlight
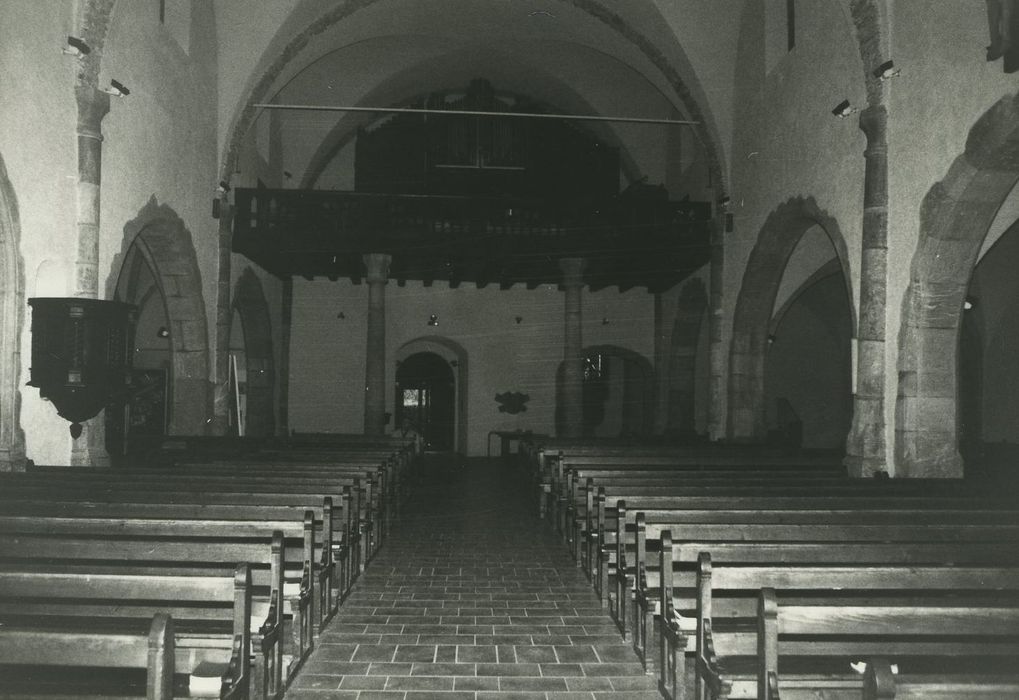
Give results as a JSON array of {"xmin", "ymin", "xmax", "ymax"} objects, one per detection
[
  {"xmin": 831, "ymin": 99, "xmax": 857, "ymax": 118},
  {"xmin": 873, "ymin": 60, "xmax": 900, "ymax": 81},
  {"xmin": 102, "ymin": 79, "xmax": 130, "ymax": 97},
  {"xmin": 156, "ymin": 326, "xmax": 170, "ymax": 338},
  {"xmin": 63, "ymin": 36, "xmax": 91, "ymax": 57}
]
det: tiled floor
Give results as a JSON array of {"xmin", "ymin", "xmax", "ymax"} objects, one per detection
[{"xmin": 285, "ymin": 455, "xmax": 661, "ymax": 700}]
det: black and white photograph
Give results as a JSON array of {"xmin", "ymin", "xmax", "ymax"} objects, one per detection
[{"xmin": 0, "ymin": 1, "xmax": 1018, "ymax": 698}]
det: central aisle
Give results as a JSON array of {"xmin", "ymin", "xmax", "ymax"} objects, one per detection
[{"xmin": 285, "ymin": 455, "xmax": 661, "ymax": 699}]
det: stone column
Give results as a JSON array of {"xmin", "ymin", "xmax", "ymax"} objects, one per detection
[
  {"xmin": 210, "ymin": 201, "xmax": 233, "ymax": 436},
  {"xmin": 707, "ymin": 225, "xmax": 726, "ymax": 440},
  {"xmin": 845, "ymin": 105, "xmax": 889, "ymax": 476},
  {"xmin": 71, "ymin": 86, "xmax": 111, "ymax": 466},
  {"xmin": 278, "ymin": 276, "xmax": 293, "ymax": 436},
  {"xmin": 560, "ymin": 257, "xmax": 587, "ymax": 438},
  {"xmin": 363, "ymin": 253, "xmax": 391, "ymax": 435}
]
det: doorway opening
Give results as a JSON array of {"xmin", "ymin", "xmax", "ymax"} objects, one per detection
[{"xmin": 395, "ymin": 352, "xmax": 455, "ymax": 452}]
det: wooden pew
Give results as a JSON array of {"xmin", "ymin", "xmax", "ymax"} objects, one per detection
[
  {"xmin": 632, "ymin": 503, "xmax": 1019, "ymax": 675},
  {"xmin": 0, "ymin": 516, "xmax": 311, "ymax": 699},
  {"xmin": 758, "ymin": 578, "xmax": 1019, "ymax": 699},
  {"xmin": 0, "ymin": 566, "xmax": 251, "ymax": 699},
  {"xmin": 591, "ymin": 485, "xmax": 1003, "ymax": 605},
  {"xmin": 566, "ymin": 470, "xmax": 848, "ymax": 565},
  {"xmin": 0, "ymin": 612, "xmax": 176, "ymax": 700},
  {"xmin": 2, "ymin": 469, "xmax": 371, "ymax": 576},
  {"xmin": 0, "ymin": 482, "xmax": 362, "ymax": 596},
  {"xmin": 0, "ymin": 495, "xmax": 345, "ymax": 622},
  {"xmin": 656, "ymin": 533, "xmax": 1019, "ymax": 700}
]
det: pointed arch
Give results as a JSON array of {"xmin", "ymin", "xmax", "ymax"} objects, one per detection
[
  {"xmin": 728, "ymin": 197, "xmax": 855, "ymax": 441},
  {"xmin": 896, "ymin": 92, "xmax": 1019, "ymax": 477},
  {"xmin": 110, "ymin": 198, "xmax": 211, "ymax": 435}
]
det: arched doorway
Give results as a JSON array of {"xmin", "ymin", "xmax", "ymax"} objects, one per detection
[
  {"xmin": 896, "ymin": 92, "xmax": 1019, "ymax": 477},
  {"xmin": 728, "ymin": 197, "xmax": 855, "ymax": 443},
  {"xmin": 231, "ymin": 268, "xmax": 275, "ymax": 437},
  {"xmin": 396, "ymin": 352, "xmax": 455, "ymax": 452},
  {"xmin": 557, "ymin": 345, "xmax": 655, "ymax": 437},
  {"xmin": 395, "ymin": 336, "xmax": 468, "ymax": 454},
  {"xmin": 108, "ymin": 200, "xmax": 211, "ymax": 437},
  {"xmin": 0, "ymin": 153, "xmax": 25, "ymax": 471}
]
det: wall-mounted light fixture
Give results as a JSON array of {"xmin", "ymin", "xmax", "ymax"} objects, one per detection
[
  {"xmin": 831, "ymin": 100, "xmax": 857, "ymax": 118},
  {"xmin": 336, "ymin": 311, "xmax": 346, "ymax": 319},
  {"xmin": 601, "ymin": 317, "xmax": 610, "ymax": 326},
  {"xmin": 767, "ymin": 333, "xmax": 777, "ymax": 344},
  {"xmin": 515, "ymin": 315, "xmax": 523, "ymax": 324},
  {"xmin": 63, "ymin": 36, "xmax": 91, "ymax": 57},
  {"xmin": 873, "ymin": 60, "xmax": 900, "ymax": 81},
  {"xmin": 156, "ymin": 326, "xmax": 170, "ymax": 338},
  {"xmin": 427, "ymin": 314, "xmax": 439, "ymax": 326},
  {"xmin": 283, "ymin": 171, "xmax": 293, "ymax": 180},
  {"xmin": 102, "ymin": 79, "xmax": 130, "ymax": 98},
  {"xmin": 964, "ymin": 296, "xmax": 978, "ymax": 311}
]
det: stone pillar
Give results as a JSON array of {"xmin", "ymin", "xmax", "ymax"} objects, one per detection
[
  {"xmin": 845, "ymin": 105, "xmax": 889, "ymax": 476},
  {"xmin": 363, "ymin": 253, "xmax": 391, "ymax": 435},
  {"xmin": 707, "ymin": 226, "xmax": 726, "ymax": 440},
  {"xmin": 71, "ymin": 85, "xmax": 111, "ymax": 466},
  {"xmin": 278, "ymin": 276, "xmax": 293, "ymax": 436},
  {"xmin": 73, "ymin": 86, "xmax": 109, "ymax": 298},
  {"xmin": 210, "ymin": 201, "xmax": 233, "ymax": 436},
  {"xmin": 560, "ymin": 257, "xmax": 587, "ymax": 438}
]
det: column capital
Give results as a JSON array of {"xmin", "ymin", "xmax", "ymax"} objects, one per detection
[
  {"xmin": 75, "ymin": 85, "xmax": 110, "ymax": 140},
  {"xmin": 558, "ymin": 257, "xmax": 587, "ymax": 288},
  {"xmin": 362, "ymin": 253, "xmax": 392, "ymax": 284}
]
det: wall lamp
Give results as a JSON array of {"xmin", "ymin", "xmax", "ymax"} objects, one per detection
[
  {"xmin": 873, "ymin": 60, "xmax": 900, "ymax": 81},
  {"xmin": 427, "ymin": 314, "xmax": 439, "ymax": 327},
  {"xmin": 102, "ymin": 79, "xmax": 130, "ymax": 98},
  {"xmin": 63, "ymin": 36, "xmax": 91, "ymax": 57},
  {"xmin": 964, "ymin": 296, "xmax": 978, "ymax": 311},
  {"xmin": 832, "ymin": 100, "xmax": 857, "ymax": 118},
  {"xmin": 156, "ymin": 326, "xmax": 170, "ymax": 338}
]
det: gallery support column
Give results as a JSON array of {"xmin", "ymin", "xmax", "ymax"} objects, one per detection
[
  {"xmin": 560, "ymin": 257, "xmax": 587, "ymax": 439},
  {"xmin": 71, "ymin": 85, "xmax": 111, "ymax": 467},
  {"xmin": 845, "ymin": 105, "xmax": 889, "ymax": 476},
  {"xmin": 363, "ymin": 253, "xmax": 391, "ymax": 436}
]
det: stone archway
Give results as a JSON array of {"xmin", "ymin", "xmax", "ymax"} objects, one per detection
[
  {"xmin": 0, "ymin": 153, "xmax": 25, "ymax": 471},
  {"xmin": 728, "ymin": 197, "xmax": 855, "ymax": 441},
  {"xmin": 110, "ymin": 199, "xmax": 211, "ymax": 435},
  {"xmin": 896, "ymin": 92, "xmax": 1019, "ymax": 477},
  {"xmin": 667, "ymin": 278, "xmax": 708, "ymax": 437},
  {"xmin": 232, "ymin": 268, "xmax": 276, "ymax": 437}
]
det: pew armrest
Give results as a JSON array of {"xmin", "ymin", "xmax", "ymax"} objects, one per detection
[{"xmin": 695, "ymin": 619, "xmax": 732, "ymax": 699}]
